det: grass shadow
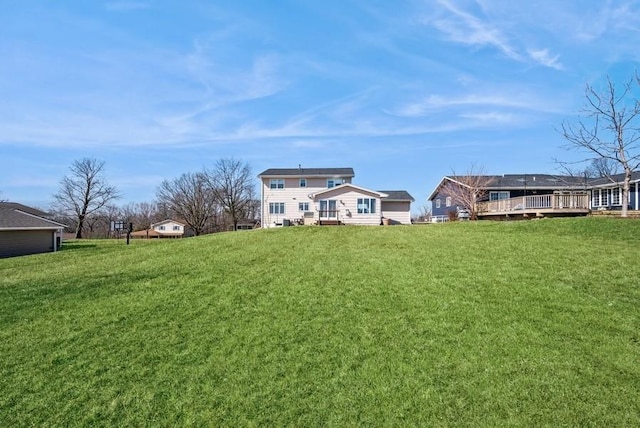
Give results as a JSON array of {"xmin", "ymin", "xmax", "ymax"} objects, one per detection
[{"xmin": 59, "ymin": 241, "xmax": 98, "ymax": 252}]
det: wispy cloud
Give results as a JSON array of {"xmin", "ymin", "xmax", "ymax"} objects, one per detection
[
  {"xmin": 389, "ymin": 91, "xmax": 562, "ymax": 118},
  {"xmin": 422, "ymin": 0, "xmax": 566, "ymax": 70},
  {"xmin": 429, "ymin": 0, "xmax": 520, "ymax": 60},
  {"xmin": 528, "ymin": 48, "xmax": 563, "ymax": 70}
]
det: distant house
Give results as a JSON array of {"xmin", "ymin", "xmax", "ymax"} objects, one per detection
[
  {"xmin": 258, "ymin": 167, "xmax": 414, "ymax": 226},
  {"xmin": 131, "ymin": 219, "xmax": 186, "ymax": 239},
  {"xmin": 428, "ymin": 172, "xmax": 640, "ymax": 220},
  {"xmin": 0, "ymin": 202, "xmax": 66, "ymax": 258}
]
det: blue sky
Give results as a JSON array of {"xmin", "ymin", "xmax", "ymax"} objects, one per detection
[{"xmin": 2, "ymin": 1, "xmax": 640, "ymax": 212}]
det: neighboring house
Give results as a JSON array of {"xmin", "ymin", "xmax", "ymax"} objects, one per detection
[
  {"xmin": 258, "ymin": 167, "xmax": 414, "ymax": 226},
  {"xmin": 429, "ymin": 172, "xmax": 640, "ymax": 219},
  {"xmin": 0, "ymin": 202, "xmax": 66, "ymax": 258},
  {"xmin": 131, "ymin": 219, "xmax": 186, "ymax": 238},
  {"xmin": 589, "ymin": 171, "xmax": 640, "ymax": 211}
]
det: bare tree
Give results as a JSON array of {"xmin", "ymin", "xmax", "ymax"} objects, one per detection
[
  {"xmin": 442, "ymin": 164, "xmax": 494, "ymax": 220},
  {"xmin": 156, "ymin": 172, "xmax": 217, "ymax": 236},
  {"xmin": 585, "ymin": 158, "xmax": 621, "ymax": 178},
  {"xmin": 135, "ymin": 202, "xmax": 157, "ymax": 235},
  {"xmin": 411, "ymin": 203, "xmax": 431, "ymax": 223},
  {"xmin": 204, "ymin": 158, "xmax": 255, "ymax": 231},
  {"xmin": 560, "ymin": 74, "xmax": 640, "ymax": 217},
  {"xmin": 53, "ymin": 158, "xmax": 120, "ymax": 239}
]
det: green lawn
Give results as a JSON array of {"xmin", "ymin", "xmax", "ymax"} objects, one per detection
[{"xmin": 1, "ymin": 218, "xmax": 639, "ymax": 426}]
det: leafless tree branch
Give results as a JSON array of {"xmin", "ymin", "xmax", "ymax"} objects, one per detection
[{"xmin": 52, "ymin": 158, "xmax": 120, "ymax": 238}]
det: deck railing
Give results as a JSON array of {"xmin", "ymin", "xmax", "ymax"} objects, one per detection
[
  {"xmin": 479, "ymin": 193, "xmax": 590, "ymax": 214},
  {"xmin": 318, "ymin": 210, "xmax": 339, "ymax": 218}
]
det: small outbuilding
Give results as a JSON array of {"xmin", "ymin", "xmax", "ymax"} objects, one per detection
[{"xmin": 0, "ymin": 202, "xmax": 66, "ymax": 258}]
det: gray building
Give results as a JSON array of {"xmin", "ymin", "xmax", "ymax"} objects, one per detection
[{"xmin": 0, "ymin": 202, "xmax": 66, "ymax": 258}]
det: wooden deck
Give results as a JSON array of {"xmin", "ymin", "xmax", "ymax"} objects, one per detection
[
  {"xmin": 317, "ymin": 219, "xmax": 342, "ymax": 226},
  {"xmin": 477, "ymin": 193, "xmax": 590, "ymax": 219}
]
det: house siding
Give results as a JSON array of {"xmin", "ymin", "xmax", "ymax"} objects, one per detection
[
  {"xmin": 431, "ymin": 188, "xmax": 466, "ymax": 218},
  {"xmin": 153, "ymin": 221, "xmax": 184, "ymax": 234},
  {"xmin": 260, "ymin": 176, "xmax": 353, "ymax": 227},
  {"xmin": 381, "ymin": 201, "xmax": 412, "ymax": 224},
  {"xmin": 0, "ymin": 230, "xmax": 55, "ymax": 258},
  {"xmin": 313, "ymin": 187, "xmax": 382, "ymax": 226}
]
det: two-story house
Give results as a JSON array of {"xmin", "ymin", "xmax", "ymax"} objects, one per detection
[{"xmin": 258, "ymin": 167, "xmax": 414, "ymax": 227}]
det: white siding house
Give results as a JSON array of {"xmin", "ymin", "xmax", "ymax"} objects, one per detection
[
  {"xmin": 310, "ymin": 184, "xmax": 386, "ymax": 226},
  {"xmin": 259, "ymin": 168, "xmax": 355, "ymax": 227},
  {"xmin": 151, "ymin": 219, "xmax": 185, "ymax": 237},
  {"xmin": 258, "ymin": 168, "xmax": 414, "ymax": 226}
]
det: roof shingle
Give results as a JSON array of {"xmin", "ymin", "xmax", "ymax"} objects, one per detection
[{"xmin": 258, "ymin": 167, "xmax": 355, "ymax": 177}]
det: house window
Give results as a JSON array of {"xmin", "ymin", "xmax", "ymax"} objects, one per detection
[
  {"xmin": 490, "ymin": 191, "xmax": 510, "ymax": 201},
  {"xmin": 173, "ymin": 225, "xmax": 180, "ymax": 231},
  {"xmin": 269, "ymin": 179, "xmax": 285, "ymax": 189},
  {"xmin": 445, "ymin": 196, "xmax": 452, "ymax": 207},
  {"xmin": 298, "ymin": 202, "xmax": 309, "ymax": 211},
  {"xmin": 435, "ymin": 199, "xmax": 441, "ymax": 209},
  {"xmin": 269, "ymin": 202, "xmax": 285, "ymax": 214},
  {"xmin": 327, "ymin": 179, "xmax": 344, "ymax": 188},
  {"xmin": 357, "ymin": 198, "xmax": 376, "ymax": 214},
  {"xmin": 159, "ymin": 225, "xmax": 165, "ymax": 231},
  {"xmin": 299, "ymin": 178, "xmax": 307, "ymax": 188},
  {"xmin": 612, "ymin": 188, "xmax": 621, "ymax": 205},
  {"xmin": 592, "ymin": 189, "xmax": 610, "ymax": 207}
]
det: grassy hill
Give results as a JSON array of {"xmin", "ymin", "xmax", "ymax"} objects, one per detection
[{"xmin": 1, "ymin": 218, "xmax": 639, "ymax": 426}]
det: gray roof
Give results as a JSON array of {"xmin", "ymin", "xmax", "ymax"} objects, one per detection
[
  {"xmin": 0, "ymin": 203, "xmax": 66, "ymax": 230},
  {"xmin": 0, "ymin": 202, "xmax": 53, "ymax": 218},
  {"xmin": 590, "ymin": 171, "xmax": 640, "ymax": 186},
  {"xmin": 451, "ymin": 174, "xmax": 590, "ymax": 189},
  {"xmin": 379, "ymin": 190, "xmax": 415, "ymax": 202},
  {"xmin": 258, "ymin": 167, "xmax": 355, "ymax": 177}
]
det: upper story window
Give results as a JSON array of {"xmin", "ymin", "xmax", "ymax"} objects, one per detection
[
  {"xmin": 159, "ymin": 225, "xmax": 166, "ymax": 231},
  {"xmin": 173, "ymin": 225, "xmax": 181, "ymax": 231},
  {"xmin": 435, "ymin": 199, "xmax": 441, "ymax": 209},
  {"xmin": 299, "ymin": 178, "xmax": 307, "ymax": 188},
  {"xmin": 357, "ymin": 198, "xmax": 376, "ymax": 214},
  {"xmin": 445, "ymin": 197, "xmax": 452, "ymax": 207},
  {"xmin": 269, "ymin": 179, "xmax": 285, "ymax": 189},
  {"xmin": 327, "ymin": 178, "xmax": 344, "ymax": 188}
]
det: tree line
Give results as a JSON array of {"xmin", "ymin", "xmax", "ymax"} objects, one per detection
[{"xmin": 52, "ymin": 158, "xmax": 259, "ymax": 239}]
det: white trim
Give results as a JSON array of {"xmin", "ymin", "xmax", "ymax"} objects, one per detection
[
  {"xmin": 311, "ymin": 183, "xmax": 388, "ymax": 199},
  {"xmin": 260, "ymin": 181, "xmax": 264, "ymax": 226}
]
